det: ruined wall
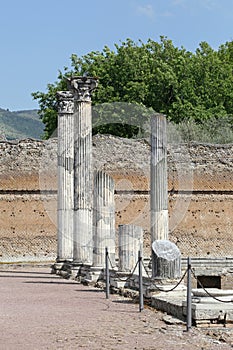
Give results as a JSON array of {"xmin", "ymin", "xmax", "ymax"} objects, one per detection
[
  {"xmin": 0, "ymin": 139, "xmax": 57, "ymax": 262},
  {"xmin": 0, "ymin": 136, "xmax": 232, "ymax": 262}
]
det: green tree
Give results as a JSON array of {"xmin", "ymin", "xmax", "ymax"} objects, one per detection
[{"xmin": 32, "ymin": 37, "xmax": 233, "ymax": 139}]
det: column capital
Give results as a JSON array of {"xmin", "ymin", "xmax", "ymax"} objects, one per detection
[
  {"xmin": 56, "ymin": 91, "xmax": 74, "ymax": 114},
  {"xmin": 67, "ymin": 76, "xmax": 98, "ymax": 102}
]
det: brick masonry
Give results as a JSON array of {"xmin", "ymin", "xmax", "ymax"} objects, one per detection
[{"xmin": 0, "ymin": 135, "xmax": 232, "ymax": 262}]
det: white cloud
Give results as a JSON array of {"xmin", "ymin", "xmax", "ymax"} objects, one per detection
[
  {"xmin": 161, "ymin": 11, "xmax": 173, "ymax": 17},
  {"xmin": 171, "ymin": 0, "xmax": 217, "ymax": 10},
  {"xmin": 136, "ymin": 4, "xmax": 154, "ymax": 18},
  {"xmin": 171, "ymin": 0, "xmax": 186, "ymax": 5},
  {"xmin": 200, "ymin": 0, "xmax": 217, "ymax": 10}
]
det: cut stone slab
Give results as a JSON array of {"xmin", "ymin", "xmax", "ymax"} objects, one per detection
[
  {"xmin": 151, "ymin": 286, "xmax": 233, "ymax": 326},
  {"xmin": 192, "ymin": 288, "xmax": 233, "ymax": 297},
  {"xmin": 162, "ymin": 314, "xmax": 185, "ymax": 325},
  {"xmin": 193, "ymin": 297, "xmax": 233, "ymax": 304},
  {"xmin": 151, "ymin": 289, "xmax": 187, "ymax": 321},
  {"xmin": 183, "ymin": 301, "xmax": 233, "ymax": 321},
  {"xmin": 182, "ymin": 288, "xmax": 233, "ymax": 323}
]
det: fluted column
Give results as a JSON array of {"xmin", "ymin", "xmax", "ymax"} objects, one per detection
[
  {"xmin": 69, "ymin": 76, "xmax": 98, "ymax": 265},
  {"xmin": 93, "ymin": 171, "xmax": 115, "ymax": 268},
  {"xmin": 118, "ymin": 224, "xmax": 143, "ymax": 272},
  {"xmin": 150, "ymin": 114, "xmax": 169, "ymax": 242},
  {"xmin": 56, "ymin": 91, "xmax": 74, "ymax": 262}
]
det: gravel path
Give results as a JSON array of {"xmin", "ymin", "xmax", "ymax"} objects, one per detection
[{"xmin": 0, "ymin": 265, "xmax": 232, "ymax": 350}]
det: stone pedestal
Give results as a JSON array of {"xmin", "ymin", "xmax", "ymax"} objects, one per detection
[
  {"xmin": 69, "ymin": 76, "xmax": 98, "ymax": 266},
  {"xmin": 118, "ymin": 224, "xmax": 143, "ymax": 273},
  {"xmin": 56, "ymin": 91, "xmax": 74, "ymax": 265},
  {"xmin": 152, "ymin": 240, "xmax": 181, "ymax": 279},
  {"xmin": 93, "ymin": 171, "xmax": 116, "ymax": 268}
]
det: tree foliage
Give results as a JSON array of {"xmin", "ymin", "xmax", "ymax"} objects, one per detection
[{"xmin": 32, "ymin": 37, "xmax": 233, "ymax": 139}]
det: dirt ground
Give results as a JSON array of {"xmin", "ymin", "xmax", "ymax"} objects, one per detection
[{"xmin": 0, "ymin": 265, "xmax": 233, "ymax": 350}]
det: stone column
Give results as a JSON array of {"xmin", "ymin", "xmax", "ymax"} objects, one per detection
[
  {"xmin": 150, "ymin": 114, "xmax": 169, "ymax": 242},
  {"xmin": 118, "ymin": 224, "xmax": 143, "ymax": 272},
  {"xmin": 56, "ymin": 91, "xmax": 74, "ymax": 263},
  {"xmin": 69, "ymin": 76, "xmax": 98, "ymax": 265},
  {"xmin": 93, "ymin": 171, "xmax": 115, "ymax": 268},
  {"xmin": 150, "ymin": 114, "xmax": 181, "ymax": 279},
  {"xmin": 152, "ymin": 240, "xmax": 181, "ymax": 279}
]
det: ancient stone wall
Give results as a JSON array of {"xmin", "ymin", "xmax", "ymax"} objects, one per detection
[{"xmin": 0, "ymin": 136, "xmax": 232, "ymax": 262}]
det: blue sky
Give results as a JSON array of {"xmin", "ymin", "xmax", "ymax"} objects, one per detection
[{"xmin": 1, "ymin": 0, "xmax": 232, "ymax": 111}]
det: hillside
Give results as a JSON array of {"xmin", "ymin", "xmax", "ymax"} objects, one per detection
[{"xmin": 0, "ymin": 108, "xmax": 44, "ymax": 140}]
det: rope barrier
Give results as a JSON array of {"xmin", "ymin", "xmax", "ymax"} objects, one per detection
[
  {"xmin": 191, "ymin": 269, "xmax": 233, "ymax": 304},
  {"xmin": 141, "ymin": 259, "xmax": 188, "ymax": 292},
  {"xmin": 104, "ymin": 251, "xmax": 233, "ymax": 331},
  {"xmin": 107, "ymin": 252, "xmax": 187, "ymax": 292},
  {"xmin": 106, "ymin": 252, "xmax": 233, "ymax": 303},
  {"xmin": 107, "ymin": 254, "xmax": 141, "ymax": 283},
  {"xmin": 113, "ymin": 261, "xmax": 139, "ymax": 283}
]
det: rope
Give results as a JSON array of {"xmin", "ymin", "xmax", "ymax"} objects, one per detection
[
  {"xmin": 142, "ymin": 260, "xmax": 188, "ymax": 292},
  {"xmin": 107, "ymin": 254, "xmax": 140, "ymax": 282},
  {"xmin": 191, "ymin": 269, "xmax": 233, "ymax": 304},
  {"xmin": 114, "ymin": 260, "xmax": 140, "ymax": 282},
  {"xmin": 149, "ymin": 269, "xmax": 187, "ymax": 293}
]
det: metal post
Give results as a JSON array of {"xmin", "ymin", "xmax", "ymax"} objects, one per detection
[
  {"xmin": 186, "ymin": 256, "xmax": 192, "ymax": 331},
  {"xmin": 138, "ymin": 250, "xmax": 144, "ymax": 312},
  {"xmin": 105, "ymin": 247, "xmax": 110, "ymax": 299}
]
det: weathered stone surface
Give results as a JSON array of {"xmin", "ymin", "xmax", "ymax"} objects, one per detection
[
  {"xmin": 152, "ymin": 240, "xmax": 181, "ymax": 279},
  {"xmin": 118, "ymin": 224, "xmax": 143, "ymax": 272},
  {"xmin": 73, "ymin": 102, "xmax": 93, "ymax": 264},
  {"xmin": 183, "ymin": 300, "xmax": 233, "ymax": 321},
  {"xmin": 0, "ymin": 136, "xmax": 232, "ymax": 262},
  {"xmin": 150, "ymin": 114, "xmax": 168, "ymax": 242},
  {"xmin": 57, "ymin": 91, "xmax": 74, "ymax": 262},
  {"xmin": 192, "ymin": 288, "xmax": 233, "ymax": 298},
  {"xmin": 93, "ymin": 171, "xmax": 115, "ymax": 267},
  {"xmin": 72, "ymin": 77, "xmax": 98, "ymax": 265}
]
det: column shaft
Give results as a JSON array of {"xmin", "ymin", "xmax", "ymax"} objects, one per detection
[
  {"xmin": 118, "ymin": 224, "xmax": 143, "ymax": 272},
  {"xmin": 150, "ymin": 114, "xmax": 169, "ymax": 242},
  {"xmin": 57, "ymin": 91, "xmax": 74, "ymax": 261},
  {"xmin": 73, "ymin": 102, "xmax": 93, "ymax": 264},
  {"xmin": 93, "ymin": 171, "xmax": 115, "ymax": 267},
  {"xmin": 69, "ymin": 76, "xmax": 98, "ymax": 265}
]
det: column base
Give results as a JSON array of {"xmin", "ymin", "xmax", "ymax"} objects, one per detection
[
  {"xmin": 69, "ymin": 261, "xmax": 83, "ymax": 280},
  {"xmin": 84, "ymin": 266, "xmax": 104, "ymax": 284},
  {"xmin": 110, "ymin": 271, "xmax": 131, "ymax": 288},
  {"xmin": 51, "ymin": 259, "xmax": 73, "ymax": 278}
]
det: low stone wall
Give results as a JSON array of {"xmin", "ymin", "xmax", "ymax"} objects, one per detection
[{"xmin": 0, "ymin": 135, "xmax": 232, "ymax": 262}]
